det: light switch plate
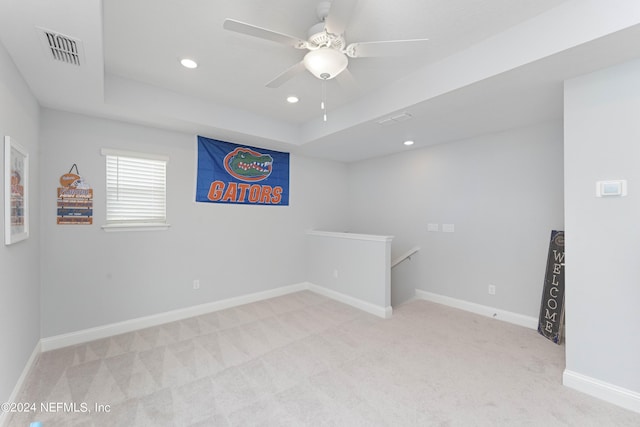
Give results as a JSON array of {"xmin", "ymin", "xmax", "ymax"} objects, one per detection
[{"xmin": 596, "ymin": 180, "xmax": 627, "ymax": 197}]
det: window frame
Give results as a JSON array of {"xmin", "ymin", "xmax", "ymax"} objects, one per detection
[{"xmin": 100, "ymin": 148, "xmax": 170, "ymax": 232}]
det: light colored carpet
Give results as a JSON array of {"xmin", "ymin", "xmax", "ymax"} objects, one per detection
[{"xmin": 6, "ymin": 290, "xmax": 640, "ymax": 426}]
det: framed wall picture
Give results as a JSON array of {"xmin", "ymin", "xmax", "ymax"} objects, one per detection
[{"xmin": 4, "ymin": 136, "xmax": 29, "ymax": 245}]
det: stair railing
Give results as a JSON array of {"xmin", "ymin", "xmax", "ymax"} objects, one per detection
[{"xmin": 391, "ymin": 246, "xmax": 420, "ymax": 269}]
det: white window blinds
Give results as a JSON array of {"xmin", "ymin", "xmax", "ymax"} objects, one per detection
[{"xmin": 102, "ymin": 149, "xmax": 168, "ymax": 225}]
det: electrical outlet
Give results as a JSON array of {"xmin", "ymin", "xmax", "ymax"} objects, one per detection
[
  {"xmin": 488, "ymin": 284, "xmax": 496, "ymax": 295},
  {"xmin": 193, "ymin": 279, "xmax": 200, "ymax": 290}
]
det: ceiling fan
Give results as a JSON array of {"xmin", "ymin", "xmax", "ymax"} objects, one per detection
[{"xmin": 222, "ymin": 0, "xmax": 429, "ymax": 89}]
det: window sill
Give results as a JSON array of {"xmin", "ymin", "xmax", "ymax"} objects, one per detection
[{"xmin": 101, "ymin": 223, "xmax": 171, "ymax": 232}]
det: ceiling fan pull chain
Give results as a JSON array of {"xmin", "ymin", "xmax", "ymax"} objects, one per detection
[{"xmin": 321, "ymin": 79, "xmax": 328, "ymax": 122}]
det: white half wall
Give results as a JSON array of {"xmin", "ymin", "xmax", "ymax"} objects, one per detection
[
  {"xmin": 564, "ymin": 58, "xmax": 640, "ymax": 411},
  {"xmin": 306, "ymin": 230, "xmax": 393, "ymax": 317}
]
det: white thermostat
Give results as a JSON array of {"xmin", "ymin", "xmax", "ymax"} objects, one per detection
[{"xmin": 596, "ymin": 180, "xmax": 627, "ymax": 197}]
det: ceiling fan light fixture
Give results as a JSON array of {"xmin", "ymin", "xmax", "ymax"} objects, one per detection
[{"xmin": 303, "ymin": 48, "xmax": 348, "ymax": 80}]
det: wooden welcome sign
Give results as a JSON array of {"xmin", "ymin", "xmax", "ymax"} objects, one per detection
[{"xmin": 538, "ymin": 230, "xmax": 565, "ymax": 344}]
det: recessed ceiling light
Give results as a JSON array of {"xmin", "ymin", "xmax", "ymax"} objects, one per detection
[
  {"xmin": 403, "ymin": 140, "xmax": 415, "ymax": 146},
  {"xmin": 287, "ymin": 96, "xmax": 299, "ymax": 104},
  {"xmin": 180, "ymin": 58, "xmax": 198, "ymax": 69}
]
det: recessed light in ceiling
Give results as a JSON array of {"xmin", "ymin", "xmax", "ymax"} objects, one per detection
[
  {"xmin": 403, "ymin": 140, "xmax": 415, "ymax": 146},
  {"xmin": 286, "ymin": 96, "xmax": 299, "ymax": 104},
  {"xmin": 180, "ymin": 58, "xmax": 198, "ymax": 69}
]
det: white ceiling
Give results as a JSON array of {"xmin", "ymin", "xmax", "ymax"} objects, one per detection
[{"xmin": 1, "ymin": 0, "xmax": 640, "ymax": 162}]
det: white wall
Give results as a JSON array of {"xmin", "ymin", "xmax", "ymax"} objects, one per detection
[
  {"xmin": 0, "ymin": 41, "xmax": 40, "ymax": 407},
  {"xmin": 39, "ymin": 109, "xmax": 349, "ymax": 338},
  {"xmin": 347, "ymin": 121, "xmax": 564, "ymax": 317},
  {"xmin": 564, "ymin": 59, "xmax": 640, "ymax": 399},
  {"xmin": 306, "ymin": 231, "xmax": 392, "ymax": 316}
]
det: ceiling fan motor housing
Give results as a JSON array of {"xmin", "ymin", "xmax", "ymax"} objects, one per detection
[{"xmin": 308, "ymin": 28, "xmax": 345, "ymax": 50}]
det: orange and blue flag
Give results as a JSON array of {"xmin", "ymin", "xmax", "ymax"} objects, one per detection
[{"xmin": 196, "ymin": 136, "xmax": 289, "ymax": 205}]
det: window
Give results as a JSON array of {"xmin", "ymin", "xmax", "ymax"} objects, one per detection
[{"xmin": 101, "ymin": 148, "xmax": 169, "ymax": 231}]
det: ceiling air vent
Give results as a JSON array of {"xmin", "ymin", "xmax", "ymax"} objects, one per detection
[
  {"xmin": 376, "ymin": 112, "xmax": 413, "ymax": 126},
  {"xmin": 38, "ymin": 27, "xmax": 83, "ymax": 66}
]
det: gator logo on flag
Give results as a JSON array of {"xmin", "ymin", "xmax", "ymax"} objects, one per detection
[
  {"xmin": 224, "ymin": 147, "xmax": 273, "ymax": 182},
  {"xmin": 196, "ymin": 136, "xmax": 289, "ymax": 205}
]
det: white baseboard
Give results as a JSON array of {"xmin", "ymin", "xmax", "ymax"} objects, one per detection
[
  {"xmin": 563, "ymin": 369, "xmax": 640, "ymax": 414},
  {"xmin": 40, "ymin": 282, "xmax": 391, "ymax": 352},
  {"xmin": 0, "ymin": 340, "xmax": 41, "ymax": 427},
  {"xmin": 307, "ymin": 282, "xmax": 392, "ymax": 319},
  {"xmin": 414, "ymin": 289, "xmax": 538, "ymax": 330},
  {"xmin": 41, "ymin": 283, "xmax": 308, "ymax": 351}
]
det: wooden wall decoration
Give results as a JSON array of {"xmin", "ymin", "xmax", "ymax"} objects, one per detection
[
  {"xmin": 538, "ymin": 230, "xmax": 565, "ymax": 344},
  {"xmin": 57, "ymin": 164, "xmax": 93, "ymax": 225}
]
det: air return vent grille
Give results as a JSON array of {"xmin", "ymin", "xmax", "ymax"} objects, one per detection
[
  {"xmin": 376, "ymin": 112, "xmax": 413, "ymax": 126},
  {"xmin": 39, "ymin": 28, "xmax": 82, "ymax": 66}
]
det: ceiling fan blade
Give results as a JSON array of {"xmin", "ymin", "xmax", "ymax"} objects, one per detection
[
  {"xmin": 324, "ymin": 0, "xmax": 358, "ymax": 35},
  {"xmin": 336, "ymin": 68, "xmax": 360, "ymax": 97},
  {"xmin": 346, "ymin": 38, "xmax": 429, "ymax": 58},
  {"xmin": 265, "ymin": 61, "xmax": 306, "ymax": 88},
  {"xmin": 223, "ymin": 19, "xmax": 307, "ymax": 49}
]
